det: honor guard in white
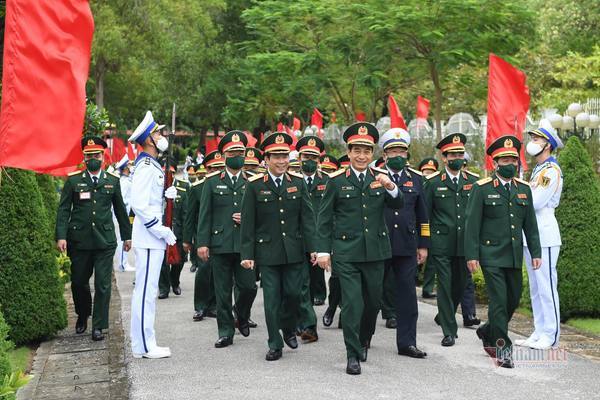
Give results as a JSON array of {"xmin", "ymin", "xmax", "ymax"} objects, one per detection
[
  {"xmin": 128, "ymin": 111, "xmax": 178, "ymax": 359},
  {"xmin": 114, "ymin": 155, "xmax": 134, "ymax": 272},
  {"xmin": 517, "ymin": 120, "xmax": 564, "ymax": 350}
]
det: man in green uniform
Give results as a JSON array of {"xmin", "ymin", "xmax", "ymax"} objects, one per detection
[
  {"xmin": 424, "ymin": 133, "xmax": 479, "ymax": 347},
  {"xmin": 183, "ymin": 152, "xmax": 223, "ymax": 321},
  {"xmin": 240, "ymin": 132, "xmax": 316, "ymax": 361},
  {"xmin": 158, "ymin": 159, "xmax": 188, "ymax": 299},
  {"xmin": 56, "ymin": 137, "xmax": 132, "ymax": 341},
  {"xmin": 418, "ymin": 157, "xmax": 439, "ymax": 299},
  {"xmin": 197, "ymin": 131, "xmax": 258, "ymax": 348},
  {"xmin": 186, "ymin": 164, "xmax": 200, "ymax": 273},
  {"xmin": 316, "ymin": 123, "xmax": 403, "ymax": 375},
  {"xmin": 465, "ymin": 135, "xmax": 541, "ymax": 368}
]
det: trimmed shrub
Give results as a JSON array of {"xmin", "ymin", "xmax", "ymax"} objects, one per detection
[
  {"xmin": 0, "ymin": 311, "xmax": 12, "ymax": 380},
  {"xmin": 35, "ymin": 173, "xmax": 59, "ymax": 233},
  {"xmin": 555, "ymin": 137, "xmax": 600, "ymax": 319},
  {"xmin": 0, "ymin": 168, "xmax": 67, "ymax": 344}
]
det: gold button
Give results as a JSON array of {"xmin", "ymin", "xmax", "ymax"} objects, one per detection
[
  {"xmin": 456, "ymin": 204, "xmax": 460, "ymax": 207},
  {"xmin": 510, "ymin": 214, "xmax": 514, "ymax": 217},
  {"xmin": 92, "ymin": 222, "xmax": 95, "ymax": 226},
  {"xmin": 220, "ymin": 192, "xmax": 223, "ymax": 195},
  {"xmin": 259, "ymin": 239, "xmax": 263, "ymax": 243},
  {"xmin": 234, "ymin": 202, "xmax": 238, "ymax": 206},
  {"xmin": 364, "ymin": 217, "xmax": 367, "ymax": 220},
  {"xmin": 293, "ymin": 196, "xmax": 296, "ymax": 199},
  {"xmin": 346, "ymin": 194, "xmax": 350, "ymax": 198},
  {"xmin": 279, "ymin": 197, "xmax": 282, "ymax": 201},
  {"xmin": 280, "ymin": 209, "xmax": 284, "ymax": 213},
  {"xmin": 93, "ymin": 200, "xmax": 97, "ymax": 204},
  {"xmin": 282, "ymin": 232, "xmax": 286, "ymax": 236},
  {"xmin": 382, "ymin": 232, "xmax": 386, "ymax": 236},
  {"xmin": 342, "ymin": 235, "xmax": 346, "ymax": 240},
  {"xmin": 492, "ymin": 202, "xmax": 496, "ymax": 206},
  {"xmin": 92, "ymin": 211, "xmax": 96, "ymax": 215},
  {"xmin": 281, "ymin": 221, "xmax": 285, "ymax": 224},
  {"xmin": 458, "ymin": 227, "xmax": 461, "ymax": 230},
  {"xmin": 511, "ymin": 225, "xmax": 515, "ymax": 229},
  {"xmin": 233, "ymin": 192, "xmax": 237, "ymax": 195},
  {"xmin": 377, "ymin": 192, "xmax": 380, "ymax": 196},
  {"xmin": 486, "ymin": 240, "xmax": 490, "ymax": 245},
  {"xmin": 394, "ymin": 224, "xmax": 398, "ymax": 228},
  {"xmin": 512, "ymin": 237, "xmax": 515, "ymax": 241},
  {"xmin": 365, "ymin": 229, "xmax": 368, "ymax": 232},
  {"xmin": 394, "ymin": 211, "xmax": 399, "ymax": 216},
  {"xmin": 362, "ymin": 205, "xmax": 366, "ymax": 208},
  {"xmin": 509, "ymin": 202, "xmax": 513, "ymax": 206},
  {"xmin": 214, "ymin": 230, "xmax": 218, "ymax": 234},
  {"xmin": 362, "ymin": 193, "xmax": 365, "ymax": 196},
  {"xmin": 436, "ymin": 231, "xmax": 440, "ymax": 234}
]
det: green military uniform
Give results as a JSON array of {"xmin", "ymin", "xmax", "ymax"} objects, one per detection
[
  {"xmin": 465, "ymin": 136, "xmax": 541, "ymax": 365},
  {"xmin": 316, "ymin": 123, "xmax": 403, "ymax": 370},
  {"xmin": 418, "ymin": 157, "xmax": 440, "ymax": 297},
  {"xmin": 56, "ymin": 137, "xmax": 131, "ymax": 333},
  {"xmin": 159, "ymin": 177, "xmax": 188, "ymax": 297},
  {"xmin": 240, "ymin": 133, "xmax": 316, "ymax": 358},
  {"xmin": 197, "ymin": 132, "xmax": 257, "ymax": 343}
]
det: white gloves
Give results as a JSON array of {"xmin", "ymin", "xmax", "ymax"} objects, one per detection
[
  {"xmin": 164, "ymin": 186, "xmax": 177, "ymax": 199},
  {"xmin": 149, "ymin": 225, "xmax": 177, "ymax": 245}
]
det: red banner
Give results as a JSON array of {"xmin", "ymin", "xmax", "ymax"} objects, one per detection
[
  {"xmin": 311, "ymin": 108, "xmax": 323, "ymax": 129},
  {"xmin": 388, "ymin": 95, "xmax": 407, "ymax": 129},
  {"xmin": 486, "ymin": 54, "xmax": 529, "ymax": 170},
  {"xmin": 0, "ymin": 0, "xmax": 94, "ymax": 174},
  {"xmin": 416, "ymin": 96, "xmax": 430, "ymax": 119},
  {"xmin": 355, "ymin": 112, "xmax": 367, "ymax": 122}
]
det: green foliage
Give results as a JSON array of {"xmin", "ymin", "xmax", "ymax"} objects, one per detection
[
  {"xmin": 0, "ymin": 169, "xmax": 67, "ymax": 344},
  {"xmin": 83, "ymin": 101, "xmax": 110, "ymax": 137},
  {"xmin": 0, "ymin": 311, "xmax": 13, "ymax": 381},
  {"xmin": 35, "ymin": 174, "xmax": 59, "ymax": 234},
  {"xmin": 556, "ymin": 137, "xmax": 600, "ymax": 318},
  {"xmin": 566, "ymin": 318, "xmax": 600, "ymax": 336},
  {"xmin": 0, "ymin": 372, "xmax": 31, "ymax": 400},
  {"xmin": 472, "ymin": 268, "xmax": 488, "ymax": 303}
]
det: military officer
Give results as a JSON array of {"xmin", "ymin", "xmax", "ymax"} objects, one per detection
[
  {"xmin": 319, "ymin": 154, "xmax": 340, "ymax": 174},
  {"xmin": 516, "ymin": 122, "xmax": 563, "ymax": 350},
  {"xmin": 158, "ymin": 158, "xmax": 188, "ymax": 299},
  {"xmin": 338, "ymin": 154, "xmax": 350, "ymax": 169},
  {"xmin": 56, "ymin": 137, "xmax": 132, "ymax": 341},
  {"xmin": 128, "ymin": 111, "xmax": 178, "ymax": 359},
  {"xmin": 114, "ymin": 155, "xmax": 134, "ymax": 272},
  {"xmin": 240, "ymin": 132, "xmax": 316, "ymax": 361},
  {"xmin": 186, "ymin": 164, "xmax": 200, "ymax": 273},
  {"xmin": 183, "ymin": 152, "xmax": 223, "ymax": 321},
  {"xmin": 243, "ymin": 147, "xmax": 263, "ymax": 173},
  {"xmin": 465, "ymin": 135, "xmax": 542, "ymax": 368},
  {"xmin": 288, "ymin": 150, "xmax": 301, "ymax": 173},
  {"xmin": 378, "ymin": 128, "xmax": 429, "ymax": 359},
  {"xmin": 424, "ymin": 133, "xmax": 479, "ymax": 347},
  {"xmin": 316, "ymin": 123, "xmax": 403, "ymax": 375},
  {"xmin": 418, "ymin": 158, "xmax": 439, "ymax": 298},
  {"xmin": 197, "ymin": 131, "xmax": 257, "ymax": 348}
]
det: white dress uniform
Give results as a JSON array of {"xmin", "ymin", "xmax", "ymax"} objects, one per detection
[
  {"xmin": 114, "ymin": 170, "xmax": 133, "ymax": 271},
  {"xmin": 522, "ymin": 123, "xmax": 564, "ymax": 349}
]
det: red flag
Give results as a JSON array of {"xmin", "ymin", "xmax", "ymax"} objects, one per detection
[
  {"xmin": 486, "ymin": 54, "xmax": 529, "ymax": 170},
  {"xmin": 311, "ymin": 108, "xmax": 323, "ymax": 129},
  {"xmin": 0, "ymin": 0, "xmax": 94, "ymax": 173},
  {"xmin": 355, "ymin": 112, "xmax": 367, "ymax": 122},
  {"xmin": 388, "ymin": 96, "xmax": 407, "ymax": 129},
  {"xmin": 110, "ymin": 137, "xmax": 127, "ymax": 163},
  {"xmin": 277, "ymin": 122, "xmax": 284, "ymax": 132},
  {"xmin": 205, "ymin": 136, "xmax": 219, "ymax": 154},
  {"xmin": 127, "ymin": 142, "xmax": 136, "ymax": 160},
  {"xmin": 293, "ymin": 117, "xmax": 301, "ymax": 131},
  {"xmin": 416, "ymin": 96, "xmax": 430, "ymax": 119},
  {"xmin": 244, "ymin": 132, "xmax": 257, "ymax": 148}
]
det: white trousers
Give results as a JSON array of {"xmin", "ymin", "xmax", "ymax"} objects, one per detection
[
  {"xmin": 131, "ymin": 247, "xmax": 164, "ymax": 354},
  {"xmin": 524, "ymin": 246, "xmax": 561, "ymax": 346}
]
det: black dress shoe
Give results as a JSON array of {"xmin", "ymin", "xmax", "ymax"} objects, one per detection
[
  {"xmin": 193, "ymin": 311, "xmax": 204, "ymax": 321},
  {"xmin": 337, "ymin": 315, "xmax": 343, "ymax": 329},
  {"xmin": 360, "ymin": 346, "xmax": 368, "ymax": 362},
  {"xmin": 498, "ymin": 356, "xmax": 514, "ymax": 368},
  {"xmin": 173, "ymin": 286, "xmax": 182, "ymax": 296},
  {"xmin": 205, "ymin": 309, "xmax": 217, "ymax": 318},
  {"xmin": 322, "ymin": 307, "xmax": 335, "ymax": 327},
  {"xmin": 91, "ymin": 329, "xmax": 104, "ymax": 341},
  {"xmin": 190, "ymin": 264, "xmax": 197, "ymax": 273},
  {"xmin": 313, "ymin": 298, "xmax": 325, "ymax": 306},
  {"xmin": 214, "ymin": 336, "xmax": 233, "ymax": 348},
  {"xmin": 476, "ymin": 326, "xmax": 492, "ymax": 348},
  {"xmin": 422, "ymin": 291, "xmax": 437, "ymax": 299},
  {"xmin": 398, "ymin": 345, "xmax": 427, "ymax": 358},
  {"xmin": 283, "ymin": 331, "xmax": 298, "ymax": 349},
  {"xmin": 300, "ymin": 327, "xmax": 318, "ymax": 343},
  {"xmin": 441, "ymin": 335, "xmax": 455, "ymax": 347},
  {"xmin": 385, "ymin": 318, "xmax": 397, "ymax": 329},
  {"xmin": 265, "ymin": 349, "xmax": 282, "ymax": 361},
  {"xmin": 346, "ymin": 357, "xmax": 361, "ymax": 375},
  {"xmin": 237, "ymin": 319, "xmax": 250, "ymax": 337},
  {"xmin": 158, "ymin": 292, "xmax": 169, "ymax": 299},
  {"xmin": 248, "ymin": 318, "xmax": 257, "ymax": 328},
  {"xmin": 463, "ymin": 315, "xmax": 481, "ymax": 327},
  {"xmin": 75, "ymin": 315, "xmax": 87, "ymax": 334}
]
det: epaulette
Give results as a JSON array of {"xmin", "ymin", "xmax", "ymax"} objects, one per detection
[
  {"xmin": 176, "ymin": 186, "xmax": 187, "ymax": 192},
  {"xmin": 288, "ymin": 171, "xmax": 303, "ymax": 179},
  {"xmin": 205, "ymin": 171, "xmax": 220, "ymax": 179},
  {"xmin": 370, "ymin": 166, "xmax": 387, "ymax": 175},
  {"xmin": 464, "ymin": 169, "xmax": 480, "ymax": 178},
  {"xmin": 514, "ymin": 177, "xmax": 530, "ymax": 187},
  {"xmin": 328, "ymin": 169, "xmax": 345, "ymax": 178},
  {"xmin": 248, "ymin": 173, "xmax": 264, "ymax": 182},
  {"xmin": 425, "ymin": 171, "xmax": 441, "ymax": 180},
  {"xmin": 320, "ymin": 170, "xmax": 331, "ymax": 178},
  {"xmin": 192, "ymin": 178, "xmax": 205, "ymax": 186},
  {"xmin": 476, "ymin": 177, "xmax": 492, "ymax": 186},
  {"xmin": 407, "ymin": 167, "xmax": 422, "ymax": 176},
  {"xmin": 68, "ymin": 170, "xmax": 83, "ymax": 177},
  {"xmin": 245, "ymin": 170, "xmax": 256, "ymax": 177},
  {"xmin": 107, "ymin": 170, "xmax": 120, "ymax": 178}
]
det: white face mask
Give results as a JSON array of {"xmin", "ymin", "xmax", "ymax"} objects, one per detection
[
  {"xmin": 156, "ymin": 136, "xmax": 169, "ymax": 152},
  {"xmin": 526, "ymin": 142, "xmax": 545, "ymax": 157}
]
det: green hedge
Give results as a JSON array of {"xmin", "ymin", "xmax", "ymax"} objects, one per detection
[
  {"xmin": 555, "ymin": 137, "xmax": 600, "ymax": 319},
  {"xmin": 0, "ymin": 311, "xmax": 12, "ymax": 380},
  {"xmin": 0, "ymin": 168, "xmax": 67, "ymax": 344},
  {"xmin": 35, "ymin": 173, "xmax": 59, "ymax": 233}
]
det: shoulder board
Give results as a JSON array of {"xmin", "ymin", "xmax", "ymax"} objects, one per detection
[
  {"xmin": 192, "ymin": 178, "xmax": 205, "ymax": 186},
  {"xmin": 514, "ymin": 177, "xmax": 530, "ymax": 187},
  {"xmin": 425, "ymin": 171, "xmax": 441, "ymax": 180},
  {"xmin": 245, "ymin": 170, "xmax": 256, "ymax": 177},
  {"xmin": 287, "ymin": 171, "xmax": 303, "ymax": 179},
  {"xmin": 106, "ymin": 170, "xmax": 120, "ymax": 179},
  {"xmin": 464, "ymin": 169, "xmax": 479, "ymax": 178},
  {"xmin": 407, "ymin": 167, "xmax": 422, "ymax": 176},
  {"xmin": 476, "ymin": 177, "xmax": 492, "ymax": 186},
  {"xmin": 328, "ymin": 169, "xmax": 345, "ymax": 178},
  {"xmin": 205, "ymin": 171, "xmax": 220, "ymax": 179},
  {"xmin": 248, "ymin": 173, "xmax": 264, "ymax": 182},
  {"xmin": 176, "ymin": 187, "xmax": 187, "ymax": 192},
  {"xmin": 68, "ymin": 170, "xmax": 83, "ymax": 177},
  {"xmin": 320, "ymin": 171, "xmax": 331, "ymax": 178},
  {"xmin": 370, "ymin": 166, "xmax": 387, "ymax": 175}
]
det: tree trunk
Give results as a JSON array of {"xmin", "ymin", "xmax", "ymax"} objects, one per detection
[
  {"xmin": 429, "ymin": 61, "xmax": 443, "ymax": 141},
  {"xmin": 95, "ymin": 63, "xmax": 105, "ymax": 109}
]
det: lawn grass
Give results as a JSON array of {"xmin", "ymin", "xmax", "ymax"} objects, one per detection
[
  {"xmin": 566, "ymin": 318, "xmax": 600, "ymax": 336},
  {"xmin": 8, "ymin": 346, "xmax": 34, "ymax": 373},
  {"xmin": 516, "ymin": 307, "xmax": 533, "ymax": 318}
]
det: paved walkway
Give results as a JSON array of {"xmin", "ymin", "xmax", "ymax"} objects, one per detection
[{"xmin": 116, "ymin": 263, "xmax": 600, "ymax": 400}]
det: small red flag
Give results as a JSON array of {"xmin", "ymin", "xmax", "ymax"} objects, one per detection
[
  {"xmin": 244, "ymin": 132, "xmax": 257, "ymax": 148},
  {"xmin": 277, "ymin": 122, "xmax": 284, "ymax": 132},
  {"xmin": 127, "ymin": 142, "xmax": 136, "ymax": 160},
  {"xmin": 486, "ymin": 54, "xmax": 529, "ymax": 170},
  {"xmin": 355, "ymin": 112, "xmax": 367, "ymax": 122},
  {"xmin": 416, "ymin": 96, "xmax": 430, "ymax": 119},
  {"xmin": 293, "ymin": 117, "xmax": 301, "ymax": 131},
  {"xmin": 311, "ymin": 108, "xmax": 323, "ymax": 129},
  {"xmin": 388, "ymin": 95, "xmax": 407, "ymax": 129},
  {"xmin": 0, "ymin": 0, "xmax": 94, "ymax": 174},
  {"xmin": 205, "ymin": 136, "xmax": 219, "ymax": 154},
  {"xmin": 110, "ymin": 137, "xmax": 127, "ymax": 163}
]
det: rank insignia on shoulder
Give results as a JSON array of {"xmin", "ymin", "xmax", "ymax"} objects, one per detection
[
  {"xmin": 514, "ymin": 177, "xmax": 530, "ymax": 186},
  {"xmin": 517, "ymin": 193, "xmax": 528, "ymax": 199},
  {"xmin": 107, "ymin": 170, "xmax": 120, "ymax": 178},
  {"xmin": 192, "ymin": 178, "xmax": 205, "ymax": 186},
  {"xmin": 288, "ymin": 171, "xmax": 303, "ymax": 179},
  {"xmin": 425, "ymin": 171, "xmax": 441, "ymax": 180},
  {"xmin": 370, "ymin": 166, "xmax": 387, "ymax": 175},
  {"xmin": 287, "ymin": 186, "xmax": 298, "ymax": 193},
  {"xmin": 317, "ymin": 184, "xmax": 326, "ymax": 191},
  {"xmin": 464, "ymin": 169, "xmax": 480, "ymax": 178},
  {"xmin": 248, "ymin": 173, "xmax": 264, "ymax": 182},
  {"xmin": 407, "ymin": 167, "xmax": 422, "ymax": 176},
  {"xmin": 176, "ymin": 187, "xmax": 186, "ymax": 192},
  {"xmin": 328, "ymin": 169, "xmax": 345, "ymax": 178},
  {"xmin": 205, "ymin": 171, "xmax": 220, "ymax": 179},
  {"xmin": 68, "ymin": 170, "xmax": 83, "ymax": 176},
  {"xmin": 370, "ymin": 181, "xmax": 382, "ymax": 189},
  {"xmin": 476, "ymin": 177, "xmax": 492, "ymax": 186}
]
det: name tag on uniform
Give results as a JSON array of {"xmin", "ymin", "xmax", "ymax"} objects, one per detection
[
  {"xmin": 403, "ymin": 181, "xmax": 413, "ymax": 187},
  {"xmin": 287, "ymin": 186, "xmax": 298, "ymax": 193},
  {"xmin": 487, "ymin": 194, "xmax": 500, "ymax": 199},
  {"xmin": 317, "ymin": 184, "xmax": 326, "ymax": 191},
  {"xmin": 217, "ymin": 185, "xmax": 227, "ymax": 189},
  {"xmin": 260, "ymin": 190, "xmax": 272, "ymax": 195},
  {"xmin": 517, "ymin": 193, "xmax": 527, "ymax": 199},
  {"xmin": 463, "ymin": 184, "xmax": 472, "ymax": 191},
  {"xmin": 341, "ymin": 186, "xmax": 354, "ymax": 191},
  {"xmin": 437, "ymin": 187, "xmax": 448, "ymax": 191},
  {"xmin": 79, "ymin": 192, "xmax": 91, "ymax": 200},
  {"xmin": 370, "ymin": 181, "xmax": 382, "ymax": 189}
]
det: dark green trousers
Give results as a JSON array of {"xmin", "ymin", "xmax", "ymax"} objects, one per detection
[
  {"xmin": 68, "ymin": 247, "xmax": 115, "ymax": 330},
  {"xmin": 422, "ymin": 260, "xmax": 436, "ymax": 295},
  {"xmin": 336, "ymin": 260, "xmax": 384, "ymax": 359},
  {"xmin": 282, "ymin": 255, "xmax": 317, "ymax": 330},
  {"xmin": 431, "ymin": 255, "xmax": 468, "ymax": 337},
  {"xmin": 193, "ymin": 257, "xmax": 216, "ymax": 313},
  {"xmin": 310, "ymin": 264, "xmax": 326, "ymax": 303},
  {"xmin": 261, "ymin": 262, "xmax": 304, "ymax": 350},
  {"xmin": 479, "ymin": 266, "xmax": 522, "ymax": 353},
  {"xmin": 159, "ymin": 242, "xmax": 184, "ymax": 295},
  {"xmin": 381, "ymin": 262, "xmax": 396, "ymax": 320},
  {"xmin": 211, "ymin": 253, "xmax": 256, "ymax": 338}
]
